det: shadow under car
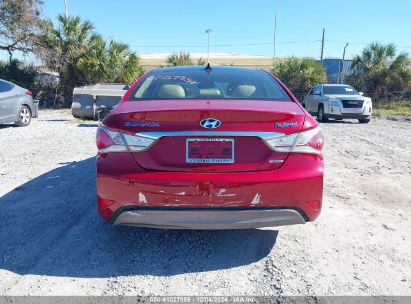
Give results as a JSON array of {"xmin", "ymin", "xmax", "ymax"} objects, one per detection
[{"xmin": 0, "ymin": 157, "xmax": 278, "ymax": 278}]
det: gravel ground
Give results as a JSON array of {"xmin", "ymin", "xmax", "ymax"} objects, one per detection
[{"xmin": 0, "ymin": 109, "xmax": 410, "ymax": 296}]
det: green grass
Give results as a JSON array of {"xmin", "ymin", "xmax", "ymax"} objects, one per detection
[{"xmin": 373, "ymin": 100, "xmax": 411, "ymax": 116}]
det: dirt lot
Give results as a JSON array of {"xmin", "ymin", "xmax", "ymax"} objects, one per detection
[{"xmin": 0, "ymin": 110, "xmax": 410, "ymax": 296}]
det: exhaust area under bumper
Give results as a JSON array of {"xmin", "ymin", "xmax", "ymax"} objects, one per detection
[{"xmin": 113, "ymin": 208, "xmax": 306, "ymax": 230}]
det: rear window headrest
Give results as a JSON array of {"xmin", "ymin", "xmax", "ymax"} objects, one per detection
[
  {"xmin": 232, "ymin": 85, "xmax": 257, "ymax": 98},
  {"xmin": 158, "ymin": 84, "xmax": 186, "ymax": 98},
  {"xmin": 199, "ymin": 88, "xmax": 221, "ymax": 96},
  {"xmin": 198, "ymin": 81, "xmax": 215, "ymax": 89}
]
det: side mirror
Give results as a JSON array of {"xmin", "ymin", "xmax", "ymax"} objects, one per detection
[
  {"xmin": 359, "ymin": 92, "xmax": 364, "ymax": 96},
  {"xmin": 97, "ymin": 105, "xmax": 113, "ymax": 121}
]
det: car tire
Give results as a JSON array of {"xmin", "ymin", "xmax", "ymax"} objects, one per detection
[
  {"xmin": 359, "ymin": 119, "xmax": 370, "ymax": 124},
  {"xmin": 317, "ymin": 105, "xmax": 328, "ymax": 122},
  {"xmin": 15, "ymin": 105, "xmax": 32, "ymax": 127}
]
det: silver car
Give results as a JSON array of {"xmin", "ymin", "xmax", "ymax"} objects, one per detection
[
  {"xmin": 0, "ymin": 79, "xmax": 38, "ymax": 127},
  {"xmin": 303, "ymin": 84, "xmax": 372, "ymax": 123}
]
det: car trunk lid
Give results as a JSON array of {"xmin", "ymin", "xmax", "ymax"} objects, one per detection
[{"xmin": 111, "ymin": 99, "xmax": 305, "ymax": 172}]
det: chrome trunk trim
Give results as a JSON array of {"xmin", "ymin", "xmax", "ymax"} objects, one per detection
[{"xmin": 135, "ymin": 131, "xmax": 285, "ymax": 140}]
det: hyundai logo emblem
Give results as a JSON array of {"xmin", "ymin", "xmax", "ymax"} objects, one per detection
[{"xmin": 200, "ymin": 118, "xmax": 221, "ymax": 129}]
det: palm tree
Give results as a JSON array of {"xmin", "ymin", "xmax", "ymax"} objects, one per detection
[
  {"xmin": 40, "ymin": 15, "xmax": 97, "ymax": 105},
  {"xmin": 38, "ymin": 15, "xmax": 143, "ymax": 106},
  {"xmin": 105, "ymin": 40, "xmax": 142, "ymax": 83},
  {"xmin": 78, "ymin": 34, "xmax": 107, "ymax": 83},
  {"xmin": 272, "ymin": 57, "xmax": 327, "ymax": 95},
  {"xmin": 349, "ymin": 43, "xmax": 411, "ymax": 101},
  {"xmin": 80, "ymin": 39, "xmax": 142, "ymax": 84},
  {"xmin": 117, "ymin": 52, "xmax": 142, "ymax": 84},
  {"xmin": 166, "ymin": 52, "xmax": 194, "ymax": 66}
]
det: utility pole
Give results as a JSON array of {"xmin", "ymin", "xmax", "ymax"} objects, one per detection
[
  {"xmin": 273, "ymin": 0, "xmax": 278, "ymax": 63},
  {"xmin": 206, "ymin": 29, "xmax": 212, "ymax": 64},
  {"xmin": 64, "ymin": 0, "xmax": 68, "ymax": 18},
  {"xmin": 340, "ymin": 42, "xmax": 349, "ymax": 83},
  {"xmin": 320, "ymin": 28, "xmax": 325, "ymax": 62}
]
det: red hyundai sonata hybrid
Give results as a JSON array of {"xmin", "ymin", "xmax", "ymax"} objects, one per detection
[{"xmin": 96, "ymin": 66, "xmax": 324, "ymax": 229}]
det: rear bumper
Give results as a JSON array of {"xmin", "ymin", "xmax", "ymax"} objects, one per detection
[
  {"xmin": 96, "ymin": 153, "xmax": 323, "ymax": 227},
  {"xmin": 325, "ymin": 113, "xmax": 371, "ymax": 119},
  {"xmin": 113, "ymin": 208, "xmax": 306, "ymax": 229},
  {"xmin": 324, "ymin": 103, "xmax": 372, "ymax": 119}
]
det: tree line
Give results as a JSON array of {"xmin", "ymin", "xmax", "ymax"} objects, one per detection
[
  {"xmin": 272, "ymin": 43, "xmax": 411, "ymax": 101},
  {"xmin": 1, "ymin": 0, "xmax": 410, "ymax": 106},
  {"xmin": 164, "ymin": 45, "xmax": 411, "ymax": 102},
  {"xmin": 1, "ymin": 0, "xmax": 143, "ymax": 106}
]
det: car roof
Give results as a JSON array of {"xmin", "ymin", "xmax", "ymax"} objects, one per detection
[
  {"xmin": 322, "ymin": 84, "xmax": 352, "ymax": 86},
  {"xmin": 153, "ymin": 65, "xmax": 265, "ymax": 74},
  {"xmin": 0, "ymin": 78, "xmax": 14, "ymax": 85},
  {"xmin": 0, "ymin": 79, "xmax": 25, "ymax": 90}
]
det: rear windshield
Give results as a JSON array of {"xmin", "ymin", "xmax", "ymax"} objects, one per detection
[
  {"xmin": 323, "ymin": 85, "xmax": 359, "ymax": 95},
  {"xmin": 127, "ymin": 67, "xmax": 291, "ymax": 101}
]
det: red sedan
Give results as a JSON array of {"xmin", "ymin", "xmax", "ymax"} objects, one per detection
[{"xmin": 96, "ymin": 66, "xmax": 324, "ymax": 229}]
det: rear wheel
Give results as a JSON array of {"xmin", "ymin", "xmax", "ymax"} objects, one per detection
[
  {"xmin": 317, "ymin": 105, "xmax": 328, "ymax": 122},
  {"xmin": 15, "ymin": 105, "xmax": 31, "ymax": 127},
  {"xmin": 359, "ymin": 119, "xmax": 370, "ymax": 124}
]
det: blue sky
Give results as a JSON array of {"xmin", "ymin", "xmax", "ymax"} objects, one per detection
[{"xmin": 15, "ymin": 0, "xmax": 411, "ymax": 61}]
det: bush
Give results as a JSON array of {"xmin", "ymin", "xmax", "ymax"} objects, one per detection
[
  {"xmin": 373, "ymin": 100, "xmax": 411, "ymax": 116},
  {"xmin": 348, "ymin": 43, "xmax": 411, "ymax": 100},
  {"xmin": 0, "ymin": 59, "xmax": 36, "ymax": 91},
  {"xmin": 33, "ymin": 82, "xmax": 64, "ymax": 108},
  {"xmin": 272, "ymin": 57, "xmax": 327, "ymax": 94},
  {"xmin": 166, "ymin": 52, "xmax": 194, "ymax": 66}
]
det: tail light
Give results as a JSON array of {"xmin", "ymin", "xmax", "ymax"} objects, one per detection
[
  {"xmin": 96, "ymin": 126, "xmax": 156, "ymax": 153},
  {"xmin": 264, "ymin": 127, "xmax": 324, "ymax": 155},
  {"xmin": 96, "ymin": 124, "xmax": 323, "ymax": 155},
  {"xmin": 25, "ymin": 91, "xmax": 33, "ymax": 96}
]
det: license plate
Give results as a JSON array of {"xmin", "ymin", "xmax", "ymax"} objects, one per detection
[{"xmin": 186, "ymin": 138, "xmax": 234, "ymax": 164}]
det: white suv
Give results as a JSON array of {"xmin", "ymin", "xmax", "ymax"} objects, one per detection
[{"xmin": 303, "ymin": 84, "xmax": 372, "ymax": 123}]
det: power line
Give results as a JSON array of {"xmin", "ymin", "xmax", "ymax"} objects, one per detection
[
  {"xmin": 326, "ymin": 40, "xmax": 411, "ymax": 49},
  {"xmin": 128, "ymin": 40, "xmax": 321, "ymax": 48},
  {"xmin": 125, "ymin": 39, "xmax": 411, "ymax": 54},
  {"xmin": 127, "ymin": 40, "xmax": 410, "ymax": 49}
]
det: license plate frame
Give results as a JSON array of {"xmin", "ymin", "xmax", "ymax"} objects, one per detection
[{"xmin": 186, "ymin": 138, "xmax": 235, "ymax": 164}]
